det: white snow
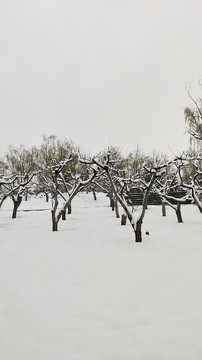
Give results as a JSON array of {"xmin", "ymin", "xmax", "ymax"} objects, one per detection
[{"xmin": 0, "ymin": 193, "xmax": 202, "ymax": 360}]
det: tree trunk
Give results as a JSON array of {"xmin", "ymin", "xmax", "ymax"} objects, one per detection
[
  {"xmin": 12, "ymin": 202, "xmax": 18, "ymax": 219},
  {"xmin": 114, "ymin": 199, "xmax": 120, "ymax": 218},
  {"xmin": 45, "ymin": 193, "xmax": 49, "ymax": 202},
  {"xmin": 121, "ymin": 214, "xmax": 127, "ymax": 225},
  {"xmin": 109, "ymin": 194, "xmax": 114, "ymax": 210},
  {"xmin": 176, "ymin": 202, "xmax": 183, "ymax": 223},
  {"xmin": 198, "ymin": 205, "xmax": 202, "ymax": 214},
  {"xmin": 135, "ymin": 220, "xmax": 142, "ymax": 242},
  {"xmin": 93, "ymin": 190, "xmax": 97, "ymax": 200},
  {"xmin": 67, "ymin": 203, "xmax": 72, "ymax": 214},
  {"xmin": 62, "ymin": 209, "xmax": 66, "ymax": 220},
  {"xmin": 51, "ymin": 210, "xmax": 58, "ymax": 231},
  {"xmin": 162, "ymin": 201, "xmax": 166, "ymax": 216},
  {"xmin": 12, "ymin": 198, "xmax": 22, "ymax": 219},
  {"xmin": 111, "ymin": 197, "xmax": 115, "ymax": 211}
]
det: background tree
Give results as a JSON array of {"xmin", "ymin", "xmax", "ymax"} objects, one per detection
[
  {"xmin": 184, "ymin": 87, "xmax": 202, "ymax": 152},
  {"xmin": 6, "ymin": 144, "xmax": 39, "ymax": 177},
  {"xmin": 175, "ymin": 155, "xmax": 202, "ymax": 214}
]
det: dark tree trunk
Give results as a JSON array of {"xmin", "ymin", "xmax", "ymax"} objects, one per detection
[
  {"xmin": 198, "ymin": 205, "xmax": 202, "ymax": 214},
  {"xmin": 51, "ymin": 210, "xmax": 58, "ymax": 231},
  {"xmin": 162, "ymin": 201, "xmax": 166, "ymax": 216},
  {"xmin": 111, "ymin": 197, "xmax": 115, "ymax": 211},
  {"xmin": 176, "ymin": 202, "xmax": 183, "ymax": 223},
  {"xmin": 121, "ymin": 214, "xmax": 127, "ymax": 225},
  {"xmin": 67, "ymin": 203, "xmax": 72, "ymax": 214},
  {"xmin": 93, "ymin": 190, "xmax": 97, "ymax": 200},
  {"xmin": 52, "ymin": 222, "xmax": 58, "ymax": 231},
  {"xmin": 62, "ymin": 209, "xmax": 66, "ymax": 220},
  {"xmin": 135, "ymin": 220, "xmax": 142, "ymax": 242},
  {"xmin": 114, "ymin": 199, "xmax": 120, "ymax": 218},
  {"xmin": 109, "ymin": 194, "xmax": 114, "ymax": 210},
  {"xmin": 12, "ymin": 202, "xmax": 18, "ymax": 219},
  {"xmin": 45, "ymin": 193, "xmax": 49, "ymax": 202},
  {"xmin": 12, "ymin": 197, "xmax": 22, "ymax": 219}
]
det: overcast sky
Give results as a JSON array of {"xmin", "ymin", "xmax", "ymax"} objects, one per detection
[{"xmin": 1, "ymin": 0, "xmax": 202, "ymax": 157}]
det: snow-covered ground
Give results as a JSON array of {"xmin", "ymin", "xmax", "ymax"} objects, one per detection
[{"xmin": 0, "ymin": 193, "xmax": 202, "ymax": 360}]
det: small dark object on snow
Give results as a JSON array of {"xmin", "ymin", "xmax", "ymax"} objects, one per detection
[{"xmin": 146, "ymin": 231, "xmax": 150, "ymax": 235}]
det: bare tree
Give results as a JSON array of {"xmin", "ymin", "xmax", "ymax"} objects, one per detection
[
  {"xmin": 0, "ymin": 172, "xmax": 38, "ymax": 218},
  {"xmin": 46, "ymin": 158, "xmax": 98, "ymax": 231},
  {"xmin": 175, "ymin": 155, "xmax": 202, "ymax": 214},
  {"xmin": 80, "ymin": 152, "xmax": 170, "ymax": 242}
]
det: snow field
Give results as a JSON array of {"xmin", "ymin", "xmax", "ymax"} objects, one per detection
[{"xmin": 0, "ymin": 193, "xmax": 202, "ymax": 360}]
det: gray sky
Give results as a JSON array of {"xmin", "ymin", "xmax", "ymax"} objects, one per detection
[{"xmin": 1, "ymin": 0, "xmax": 202, "ymax": 157}]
